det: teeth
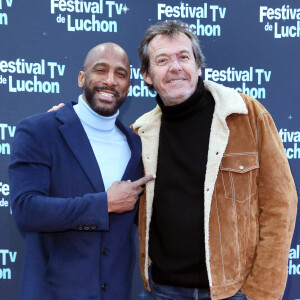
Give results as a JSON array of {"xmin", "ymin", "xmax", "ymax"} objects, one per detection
[
  {"xmin": 170, "ymin": 79, "xmax": 183, "ymax": 82},
  {"xmin": 99, "ymin": 91, "xmax": 114, "ymax": 97}
]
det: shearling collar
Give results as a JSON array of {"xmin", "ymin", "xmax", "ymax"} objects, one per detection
[
  {"xmin": 131, "ymin": 79, "xmax": 248, "ymax": 285},
  {"xmin": 132, "ymin": 79, "xmax": 248, "ymax": 130}
]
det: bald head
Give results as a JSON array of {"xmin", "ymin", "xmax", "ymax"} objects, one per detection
[
  {"xmin": 78, "ymin": 42, "xmax": 131, "ymax": 117},
  {"xmin": 83, "ymin": 43, "xmax": 130, "ymax": 73}
]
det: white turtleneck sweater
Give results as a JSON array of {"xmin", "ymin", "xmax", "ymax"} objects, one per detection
[{"xmin": 74, "ymin": 96, "xmax": 131, "ymax": 191}]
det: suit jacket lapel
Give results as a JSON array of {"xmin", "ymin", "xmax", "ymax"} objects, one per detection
[{"xmin": 56, "ymin": 102, "xmax": 105, "ymax": 193}]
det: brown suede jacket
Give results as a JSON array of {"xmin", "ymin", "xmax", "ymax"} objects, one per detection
[{"xmin": 131, "ymin": 80, "xmax": 297, "ymax": 300}]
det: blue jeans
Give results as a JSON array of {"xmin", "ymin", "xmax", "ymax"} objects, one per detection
[{"xmin": 149, "ymin": 269, "xmax": 247, "ymax": 300}]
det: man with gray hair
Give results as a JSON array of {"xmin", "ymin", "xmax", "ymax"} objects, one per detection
[{"xmin": 132, "ymin": 20, "xmax": 297, "ymax": 300}]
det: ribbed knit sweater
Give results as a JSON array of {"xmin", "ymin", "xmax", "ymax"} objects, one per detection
[
  {"xmin": 74, "ymin": 96, "xmax": 131, "ymax": 191},
  {"xmin": 149, "ymin": 77, "xmax": 215, "ymax": 288}
]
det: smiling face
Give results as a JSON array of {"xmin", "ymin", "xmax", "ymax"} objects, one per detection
[
  {"xmin": 143, "ymin": 33, "xmax": 202, "ymax": 106},
  {"xmin": 78, "ymin": 43, "xmax": 130, "ymax": 116}
]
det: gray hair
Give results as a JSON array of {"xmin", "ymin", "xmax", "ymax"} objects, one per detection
[{"xmin": 138, "ymin": 20, "xmax": 205, "ymax": 92}]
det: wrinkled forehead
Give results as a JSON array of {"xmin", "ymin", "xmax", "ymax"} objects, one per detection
[{"xmin": 148, "ymin": 33, "xmax": 194, "ymax": 58}]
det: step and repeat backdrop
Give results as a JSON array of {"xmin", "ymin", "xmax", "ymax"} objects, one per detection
[{"xmin": 0, "ymin": 0, "xmax": 299, "ymax": 299}]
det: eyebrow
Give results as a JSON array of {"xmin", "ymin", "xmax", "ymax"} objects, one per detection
[
  {"xmin": 154, "ymin": 50, "xmax": 191, "ymax": 60},
  {"xmin": 92, "ymin": 62, "xmax": 128, "ymax": 75}
]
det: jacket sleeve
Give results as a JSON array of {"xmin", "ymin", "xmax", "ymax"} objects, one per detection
[
  {"xmin": 241, "ymin": 111, "xmax": 298, "ymax": 300},
  {"xmin": 8, "ymin": 118, "xmax": 109, "ymax": 233}
]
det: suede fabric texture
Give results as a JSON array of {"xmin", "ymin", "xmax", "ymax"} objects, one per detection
[{"xmin": 131, "ymin": 80, "xmax": 297, "ymax": 300}]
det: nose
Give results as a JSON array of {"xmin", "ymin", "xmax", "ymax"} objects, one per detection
[
  {"xmin": 169, "ymin": 54, "xmax": 182, "ymax": 72},
  {"xmin": 104, "ymin": 71, "xmax": 116, "ymax": 87}
]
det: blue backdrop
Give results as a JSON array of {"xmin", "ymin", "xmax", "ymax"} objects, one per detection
[{"xmin": 0, "ymin": 1, "xmax": 299, "ymax": 299}]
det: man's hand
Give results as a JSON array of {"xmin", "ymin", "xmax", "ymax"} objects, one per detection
[
  {"xmin": 107, "ymin": 174, "xmax": 155, "ymax": 213},
  {"xmin": 246, "ymin": 296, "xmax": 255, "ymax": 300},
  {"xmin": 47, "ymin": 103, "xmax": 65, "ymax": 112}
]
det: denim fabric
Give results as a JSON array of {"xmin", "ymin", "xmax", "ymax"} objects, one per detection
[{"xmin": 149, "ymin": 268, "xmax": 247, "ymax": 300}]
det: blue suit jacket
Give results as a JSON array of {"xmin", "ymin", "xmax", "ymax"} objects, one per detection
[{"xmin": 9, "ymin": 102, "xmax": 143, "ymax": 300}]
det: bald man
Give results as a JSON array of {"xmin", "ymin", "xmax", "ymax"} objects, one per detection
[{"xmin": 9, "ymin": 43, "xmax": 154, "ymax": 300}]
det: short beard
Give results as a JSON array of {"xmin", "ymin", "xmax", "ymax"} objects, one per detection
[{"xmin": 83, "ymin": 82, "xmax": 126, "ymax": 117}]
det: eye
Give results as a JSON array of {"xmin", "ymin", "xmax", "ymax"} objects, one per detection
[
  {"xmin": 96, "ymin": 68, "xmax": 105, "ymax": 73},
  {"xmin": 179, "ymin": 55, "xmax": 189, "ymax": 61},
  {"xmin": 157, "ymin": 58, "xmax": 168, "ymax": 65},
  {"xmin": 117, "ymin": 72, "xmax": 126, "ymax": 78}
]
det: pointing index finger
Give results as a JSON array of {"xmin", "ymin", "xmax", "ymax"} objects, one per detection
[{"xmin": 132, "ymin": 174, "xmax": 156, "ymax": 187}]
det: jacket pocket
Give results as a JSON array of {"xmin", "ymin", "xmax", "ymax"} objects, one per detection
[{"xmin": 220, "ymin": 153, "xmax": 259, "ymax": 202}]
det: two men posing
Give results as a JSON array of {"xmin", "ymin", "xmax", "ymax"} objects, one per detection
[{"xmin": 9, "ymin": 21, "xmax": 297, "ymax": 300}]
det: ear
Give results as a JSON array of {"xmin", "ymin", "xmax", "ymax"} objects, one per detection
[
  {"xmin": 78, "ymin": 71, "xmax": 85, "ymax": 88},
  {"xmin": 197, "ymin": 67, "xmax": 202, "ymax": 77},
  {"xmin": 142, "ymin": 72, "xmax": 153, "ymax": 85}
]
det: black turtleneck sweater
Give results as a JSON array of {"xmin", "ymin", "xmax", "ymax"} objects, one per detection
[{"xmin": 149, "ymin": 77, "xmax": 215, "ymax": 288}]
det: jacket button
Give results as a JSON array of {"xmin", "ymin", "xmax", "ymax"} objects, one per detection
[
  {"xmin": 77, "ymin": 225, "xmax": 83, "ymax": 230},
  {"xmin": 212, "ymin": 291, "xmax": 217, "ymax": 296},
  {"xmin": 102, "ymin": 248, "xmax": 108, "ymax": 255},
  {"xmin": 84, "ymin": 225, "xmax": 90, "ymax": 230},
  {"xmin": 91, "ymin": 224, "xmax": 97, "ymax": 230},
  {"xmin": 239, "ymin": 165, "xmax": 244, "ymax": 170},
  {"xmin": 141, "ymin": 253, "xmax": 145, "ymax": 258},
  {"xmin": 101, "ymin": 283, "xmax": 108, "ymax": 291}
]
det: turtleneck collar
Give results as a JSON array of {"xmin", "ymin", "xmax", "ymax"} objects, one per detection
[
  {"xmin": 156, "ymin": 76, "xmax": 210, "ymax": 119},
  {"xmin": 74, "ymin": 95, "xmax": 119, "ymax": 132}
]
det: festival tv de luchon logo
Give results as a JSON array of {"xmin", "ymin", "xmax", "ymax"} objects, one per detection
[
  {"xmin": 50, "ymin": 0, "xmax": 130, "ymax": 32},
  {"xmin": 0, "ymin": 249, "xmax": 17, "ymax": 280},
  {"xmin": 0, "ymin": 0, "xmax": 13, "ymax": 26},
  {"xmin": 157, "ymin": 2, "xmax": 227, "ymax": 37},
  {"xmin": 260, "ymin": 5, "xmax": 300, "ymax": 38}
]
